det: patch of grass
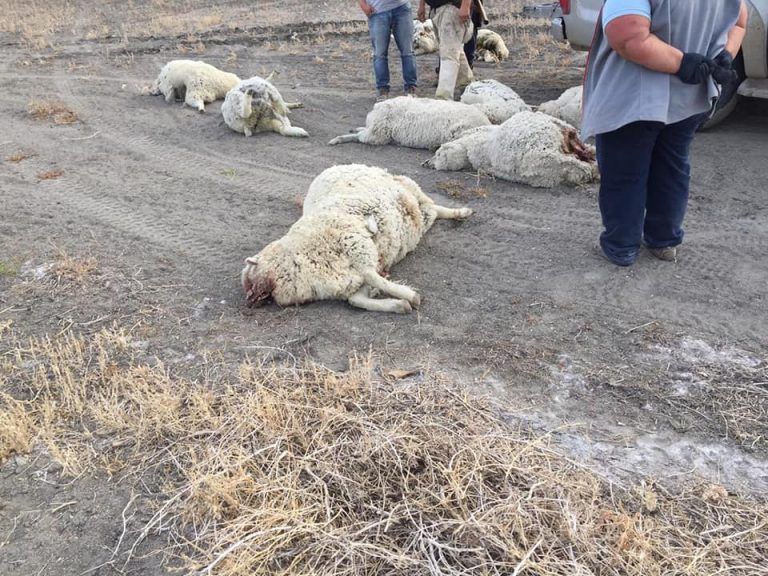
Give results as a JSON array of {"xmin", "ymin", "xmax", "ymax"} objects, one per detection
[
  {"xmin": 0, "ymin": 261, "xmax": 20, "ymax": 277},
  {"xmin": 6, "ymin": 150, "xmax": 35, "ymax": 163},
  {"xmin": 28, "ymin": 98, "xmax": 79, "ymax": 124},
  {"xmin": 36, "ymin": 168, "xmax": 64, "ymax": 180},
  {"xmin": 49, "ymin": 247, "xmax": 97, "ymax": 285},
  {"xmin": 1, "ymin": 327, "xmax": 766, "ymax": 576}
]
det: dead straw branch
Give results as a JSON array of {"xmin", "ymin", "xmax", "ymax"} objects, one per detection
[{"xmin": 1, "ymin": 327, "xmax": 766, "ymax": 575}]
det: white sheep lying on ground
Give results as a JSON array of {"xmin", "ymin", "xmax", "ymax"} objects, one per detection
[
  {"xmin": 460, "ymin": 79, "xmax": 530, "ymax": 124},
  {"xmin": 425, "ymin": 111, "xmax": 597, "ymax": 188},
  {"xmin": 221, "ymin": 73, "xmax": 308, "ymax": 138},
  {"xmin": 328, "ymin": 96, "xmax": 490, "ymax": 149},
  {"xmin": 149, "ymin": 60, "xmax": 240, "ymax": 112},
  {"xmin": 241, "ymin": 165, "xmax": 472, "ymax": 313},
  {"xmin": 538, "ymin": 86, "xmax": 583, "ymax": 129},
  {"xmin": 476, "ymin": 29, "xmax": 510, "ymax": 63},
  {"xmin": 413, "ymin": 19, "xmax": 439, "ymax": 55}
]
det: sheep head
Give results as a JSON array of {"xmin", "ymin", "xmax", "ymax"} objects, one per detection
[
  {"xmin": 561, "ymin": 127, "xmax": 595, "ymax": 164},
  {"xmin": 241, "ymin": 256, "xmax": 276, "ymax": 307}
]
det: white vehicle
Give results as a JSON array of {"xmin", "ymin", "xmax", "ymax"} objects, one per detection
[{"xmin": 551, "ymin": 0, "xmax": 768, "ymax": 127}]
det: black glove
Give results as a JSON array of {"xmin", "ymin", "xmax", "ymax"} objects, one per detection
[
  {"xmin": 711, "ymin": 64, "xmax": 739, "ymax": 86},
  {"xmin": 713, "ymin": 50, "xmax": 734, "ymax": 70},
  {"xmin": 676, "ymin": 52, "xmax": 714, "ymax": 85}
]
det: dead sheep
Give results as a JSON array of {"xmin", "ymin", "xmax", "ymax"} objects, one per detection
[
  {"xmin": 476, "ymin": 29, "xmax": 509, "ymax": 63},
  {"xmin": 425, "ymin": 111, "xmax": 597, "ymax": 188},
  {"xmin": 221, "ymin": 73, "xmax": 308, "ymax": 138},
  {"xmin": 328, "ymin": 96, "xmax": 490, "ymax": 150},
  {"xmin": 413, "ymin": 19, "xmax": 439, "ymax": 55},
  {"xmin": 538, "ymin": 86, "xmax": 583, "ymax": 129},
  {"xmin": 460, "ymin": 79, "xmax": 531, "ymax": 124},
  {"xmin": 149, "ymin": 60, "xmax": 240, "ymax": 112},
  {"xmin": 241, "ymin": 164, "xmax": 472, "ymax": 313}
]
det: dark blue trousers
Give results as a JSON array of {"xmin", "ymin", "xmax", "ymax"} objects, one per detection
[{"xmin": 595, "ymin": 114, "xmax": 702, "ymax": 266}]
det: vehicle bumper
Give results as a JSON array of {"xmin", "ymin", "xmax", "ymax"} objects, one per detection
[
  {"xmin": 551, "ymin": 16, "xmax": 566, "ymax": 42},
  {"xmin": 737, "ymin": 78, "xmax": 768, "ymax": 99}
]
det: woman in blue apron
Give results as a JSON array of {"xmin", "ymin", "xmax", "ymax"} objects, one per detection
[{"xmin": 582, "ymin": 0, "xmax": 748, "ymax": 266}]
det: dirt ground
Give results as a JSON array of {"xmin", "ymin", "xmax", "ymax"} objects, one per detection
[{"xmin": 1, "ymin": 1, "xmax": 767, "ymax": 574}]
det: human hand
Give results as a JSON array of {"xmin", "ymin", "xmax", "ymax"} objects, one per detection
[
  {"xmin": 676, "ymin": 53, "xmax": 714, "ymax": 85},
  {"xmin": 417, "ymin": 4, "xmax": 426, "ymax": 22},
  {"xmin": 361, "ymin": 2, "xmax": 375, "ymax": 17},
  {"xmin": 458, "ymin": 5, "xmax": 471, "ymax": 23}
]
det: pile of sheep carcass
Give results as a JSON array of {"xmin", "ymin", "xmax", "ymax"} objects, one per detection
[
  {"xmin": 147, "ymin": 60, "xmax": 590, "ymax": 312},
  {"xmin": 330, "ymin": 80, "xmax": 590, "ymax": 188},
  {"xmin": 150, "ymin": 60, "xmax": 308, "ymax": 138}
]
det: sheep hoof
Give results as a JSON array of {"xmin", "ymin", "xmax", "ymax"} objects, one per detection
[
  {"xmin": 409, "ymin": 292, "xmax": 421, "ymax": 308},
  {"xmin": 396, "ymin": 300, "xmax": 413, "ymax": 314},
  {"xmin": 457, "ymin": 208, "xmax": 473, "ymax": 219}
]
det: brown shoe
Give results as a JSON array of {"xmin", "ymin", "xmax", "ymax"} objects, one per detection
[
  {"xmin": 376, "ymin": 88, "xmax": 390, "ymax": 102},
  {"xmin": 404, "ymin": 85, "xmax": 417, "ymax": 97},
  {"xmin": 648, "ymin": 246, "xmax": 678, "ymax": 262}
]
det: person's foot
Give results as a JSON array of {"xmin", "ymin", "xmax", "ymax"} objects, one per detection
[
  {"xmin": 404, "ymin": 86, "xmax": 417, "ymax": 97},
  {"xmin": 376, "ymin": 88, "xmax": 390, "ymax": 102},
  {"xmin": 648, "ymin": 246, "xmax": 678, "ymax": 262}
]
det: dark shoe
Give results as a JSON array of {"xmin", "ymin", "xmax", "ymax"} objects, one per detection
[
  {"xmin": 404, "ymin": 86, "xmax": 417, "ymax": 97},
  {"xmin": 648, "ymin": 246, "xmax": 677, "ymax": 262},
  {"xmin": 593, "ymin": 243, "xmax": 636, "ymax": 267},
  {"xmin": 376, "ymin": 88, "xmax": 390, "ymax": 102}
]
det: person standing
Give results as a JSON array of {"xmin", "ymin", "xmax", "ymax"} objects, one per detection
[
  {"xmin": 581, "ymin": 0, "xmax": 747, "ymax": 266},
  {"xmin": 418, "ymin": 0, "xmax": 474, "ymax": 99},
  {"xmin": 359, "ymin": 0, "xmax": 418, "ymax": 101}
]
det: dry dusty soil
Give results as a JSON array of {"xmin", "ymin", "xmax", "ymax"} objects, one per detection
[{"xmin": 1, "ymin": 1, "xmax": 767, "ymax": 574}]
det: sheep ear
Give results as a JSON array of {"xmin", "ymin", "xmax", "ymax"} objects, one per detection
[{"xmin": 245, "ymin": 257, "xmax": 259, "ymax": 265}]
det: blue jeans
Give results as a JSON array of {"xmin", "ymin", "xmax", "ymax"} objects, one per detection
[
  {"xmin": 595, "ymin": 114, "xmax": 703, "ymax": 266},
  {"xmin": 368, "ymin": 3, "xmax": 417, "ymax": 91}
]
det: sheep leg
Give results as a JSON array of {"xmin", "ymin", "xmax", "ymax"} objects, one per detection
[
  {"xmin": 164, "ymin": 88, "xmax": 176, "ymax": 103},
  {"xmin": 184, "ymin": 91, "xmax": 206, "ymax": 112},
  {"xmin": 328, "ymin": 133, "xmax": 361, "ymax": 145},
  {"xmin": 433, "ymin": 205, "xmax": 473, "ymax": 220},
  {"xmin": 285, "ymin": 102, "xmax": 303, "ymax": 109},
  {"xmin": 269, "ymin": 118, "xmax": 309, "ymax": 138},
  {"xmin": 349, "ymin": 287, "xmax": 412, "ymax": 314},
  {"xmin": 363, "ymin": 270, "xmax": 421, "ymax": 307}
]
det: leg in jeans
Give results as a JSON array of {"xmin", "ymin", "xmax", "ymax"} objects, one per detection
[
  {"xmin": 643, "ymin": 113, "xmax": 702, "ymax": 249},
  {"xmin": 464, "ymin": 25, "xmax": 478, "ymax": 69},
  {"xmin": 368, "ymin": 10, "xmax": 392, "ymax": 91},
  {"xmin": 390, "ymin": 3, "xmax": 418, "ymax": 90},
  {"xmin": 595, "ymin": 121, "xmax": 662, "ymax": 266}
]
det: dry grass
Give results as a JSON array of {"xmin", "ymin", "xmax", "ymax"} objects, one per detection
[
  {"xmin": 36, "ymin": 168, "xmax": 64, "ymax": 180},
  {"xmin": 27, "ymin": 99, "xmax": 79, "ymax": 124},
  {"xmin": 1, "ymin": 326, "xmax": 767, "ymax": 575},
  {"xmin": 6, "ymin": 150, "xmax": 35, "ymax": 163}
]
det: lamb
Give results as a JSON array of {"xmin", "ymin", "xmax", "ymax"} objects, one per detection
[
  {"xmin": 221, "ymin": 73, "xmax": 308, "ymax": 138},
  {"xmin": 328, "ymin": 96, "xmax": 491, "ymax": 149},
  {"xmin": 538, "ymin": 86, "xmax": 583, "ymax": 129},
  {"xmin": 460, "ymin": 79, "xmax": 531, "ymax": 124},
  {"xmin": 425, "ymin": 111, "xmax": 597, "ymax": 188},
  {"xmin": 475, "ymin": 29, "xmax": 510, "ymax": 63},
  {"xmin": 241, "ymin": 164, "xmax": 472, "ymax": 313},
  {"xmin": 413, "ymin": 19, "xmax": 439, "ymax": 55},
  {"xmin": 149, "ymin": 60, "xmax": 240, "ymax": 112}
]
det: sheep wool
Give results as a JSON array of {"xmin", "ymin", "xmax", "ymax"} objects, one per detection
[
  {"xmin": 328, "ymin": 96, "xmax": 491, "ymax": 150},
  {"xmin": 538, "ymin": 86, "xmax": 583, "ymax": 129},
  {"xmin": 427, "ymin": 111, "xmax": 597, "ymax": 188},
  {"xmin": 476, "ymin": 29, "xmax": 510, "ymax": 63},
  {"xmin": 241, "ymin": 165, "xmax": 473, "ymax": 313},
  {"xmin": 461, "ymin": 79, "xmax": 531, "ymax": 124},
  {"xmin": 149, "ymin": 60, "xmax": 240, "ymax": 112},
  {"xmin": 413, "ymin": 19, "xmax": 439, "ymax": 55},
  {"xmin": 221, "ymin": 75, "xmax": 308, "ymax": 138}
]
